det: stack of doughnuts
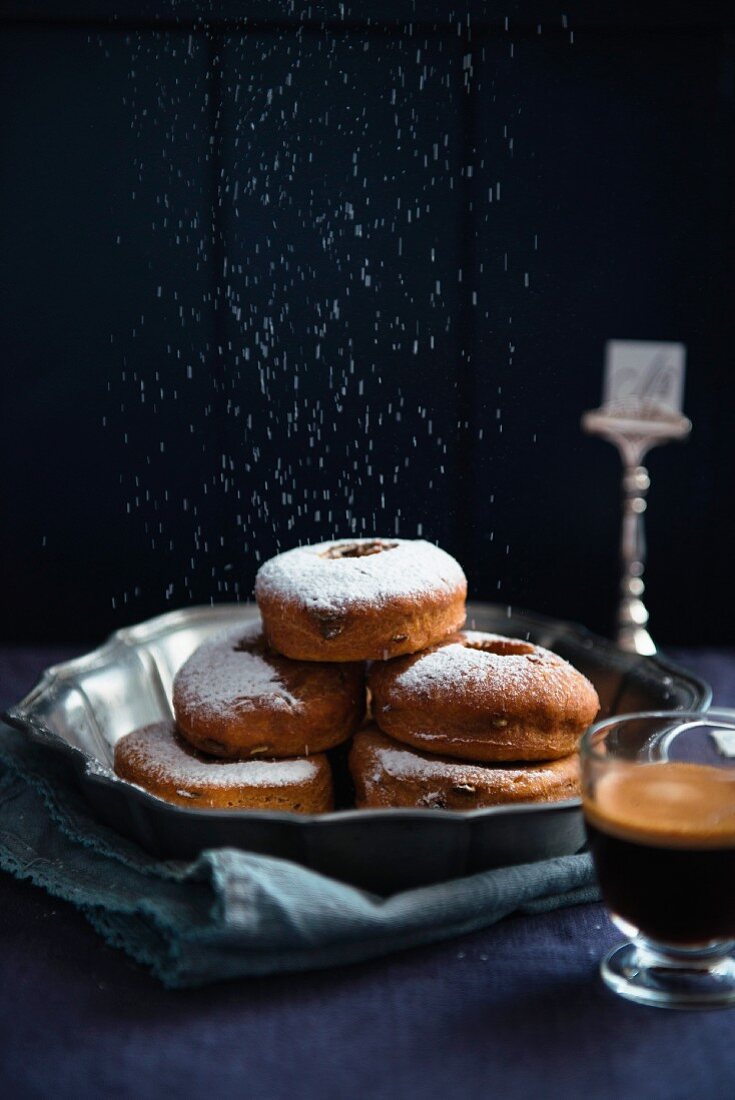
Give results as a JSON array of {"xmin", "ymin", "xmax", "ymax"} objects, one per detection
[
  {"xmin": 355, "ymin": 630, "xmax": 599, "ymax": 809},
  {"xmin": 114, "ymin": 618, "xmax": 365, "ymax": 813},
  {"xmin": 114, "ymin": 536, "xmax": 599, "ymax": 814}
]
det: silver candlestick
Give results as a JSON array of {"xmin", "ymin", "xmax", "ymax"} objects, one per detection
[{"xmin": 582, "ymin": 401, "xmax": 691, "ymax": 655}]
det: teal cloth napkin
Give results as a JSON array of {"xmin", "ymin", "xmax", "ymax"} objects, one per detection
[{"xmin": 0, "ymin": 724, "xmax": 598, "ymax": 988}]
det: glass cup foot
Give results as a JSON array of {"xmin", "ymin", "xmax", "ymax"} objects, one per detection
[{"xmin": 601, "ymin": 940, "xmax": 735, "ymax": 1010}]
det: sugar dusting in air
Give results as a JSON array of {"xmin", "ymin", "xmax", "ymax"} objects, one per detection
[{"xmin": 90, "ymin": 12, "xmax": 561, "ymax": 614}]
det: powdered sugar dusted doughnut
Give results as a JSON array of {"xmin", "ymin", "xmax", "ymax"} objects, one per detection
[
  {"xmin": 350, "ymin": 726, "xmax": 581, "ymax": 810},
  {"xmin": 173, "ymin": 621, "xmax": 364, "ymax": 758},
  {"xmin": 368, "ymin": 631, "xmax": 600, "ymax": 762},
  {"xmin": 114, "ymin": 721, "xmax": 333, "ymax": 812},
  {"xmin": 255, "ymin": 538, "xmax": 467, "ymax": 662}
]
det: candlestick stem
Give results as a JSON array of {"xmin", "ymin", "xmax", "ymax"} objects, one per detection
[
  {"xmin": 618, "ymin": 462, "xmax": 654, "ymax": 655},
  {"xmin": 581, "ymin": 404, "xmax": 691, "ymax": 656}
]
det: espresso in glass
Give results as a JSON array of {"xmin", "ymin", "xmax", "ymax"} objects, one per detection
[
  {"xmin": 581, "ymin": 710, "xmax": 735, "ymax": 1009},
  {"xmin": 584, "ymin": 761, "xmax": 735, "ymax": 945}
]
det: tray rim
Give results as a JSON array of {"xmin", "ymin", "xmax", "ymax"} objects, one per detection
[{"xmin": 3, "ymin": 601, "xmax": 713, "ymax": 828}]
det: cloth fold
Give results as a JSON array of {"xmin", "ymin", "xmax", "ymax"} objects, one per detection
[{"xmin": 0, "ymin": 723, "xmax": 598, "ymax": 988}]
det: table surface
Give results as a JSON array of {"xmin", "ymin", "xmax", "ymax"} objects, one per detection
[{"xmin": 1, "ymin": 645, "xmax": 734, "ymax": 1100}]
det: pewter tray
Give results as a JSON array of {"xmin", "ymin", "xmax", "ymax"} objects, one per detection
[{"xmin": 5, "ymin": 603, "xmax": 711, "ymax": 894}]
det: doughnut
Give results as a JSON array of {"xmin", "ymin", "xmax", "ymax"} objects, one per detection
[
  {"xmin": 349, "ymin": 725, "xmax": 580, "ymax": 810},
  {"xmin": 172, "ymin": 621, "xmax": 365, "ymax": 759},
  {"xmin": 255, "ymin": 537, "xmax": 467, "ymax": 662},
  {"xmin": 114, "ymin": 721, "xmax": 334, "ymax": 812},
  {"xmin": 368, "ymin": 630, "xmax": 600, "ymax": 762}
]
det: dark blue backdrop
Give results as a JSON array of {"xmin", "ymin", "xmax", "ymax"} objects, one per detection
[{"xmin": 2, "ymin": 2, "xmax": 734, "ymax": 644}]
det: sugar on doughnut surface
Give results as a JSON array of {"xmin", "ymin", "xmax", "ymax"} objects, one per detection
[
  {"xmin": 368, "ymin": 630, "xmax": 600, "ymax": 762},
  {"xmin": 172, "ymin": 620, "xmax": 365, "ymax": 759},
  {"xmin": 255, "ymin": 537, "xmax": 467, "ymax": 662},
  {"xmin": 114, "ymin": 720, "xmax": 334, "ymax": 812},
  {"xmin": 350, "ymin": 725, "xmax": 581, "ymax": 810}
]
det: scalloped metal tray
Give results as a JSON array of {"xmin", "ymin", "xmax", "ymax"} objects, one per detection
[{"xmin": 5, "ymin": 602, "xmax": 711, "ymax": 894}]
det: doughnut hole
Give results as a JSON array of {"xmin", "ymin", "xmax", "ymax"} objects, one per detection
[
  {"xmin": 462, "ymin": 637, "xmax": 535, "ymax": 656},
  {"xmin": 320, "ymin": 540, "xmax": 398, "ymax": 559}
]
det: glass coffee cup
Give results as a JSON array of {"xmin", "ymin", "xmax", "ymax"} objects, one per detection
[{"xmin": 580, "ymin": 710, "xmax": 735, "ymax": 1009}]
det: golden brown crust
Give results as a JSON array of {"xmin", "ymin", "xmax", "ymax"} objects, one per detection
[
  {"xmin": 368, "ymin": 630, "xmax": 600, "ymax": 762},
  {"xmin": 349, "ymin": 725, "xmax": 581, "ymax": 810},
  {"xmin": 172, "ymin": 622, "xmax": 365, "ymax": 759},
  {"xmin": 255, "ymin": 538, "xmax": 467, "ymax": 661},
  {"xmin": 260, "ymin": 592, "xmax": 466, "ymax": 664},
  {"xmin": 114, "ymin": 721, "xmax": 334, "ymax": 812}
]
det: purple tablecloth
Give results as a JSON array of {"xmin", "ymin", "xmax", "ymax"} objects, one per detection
[{"xmin": 1, "ymin": 646, "xmax": 733, "ymax": 1099}]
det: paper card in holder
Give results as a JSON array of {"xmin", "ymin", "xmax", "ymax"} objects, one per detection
[{"xmin": 602, "ymin": 339, "xmax": 686, "ymax": 417}]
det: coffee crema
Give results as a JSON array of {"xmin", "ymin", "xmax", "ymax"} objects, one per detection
[
  {"xmin": 584, "ymin": 762, "xmax": 735, "ymax": 945},
  {"xmin": 584, "ymin": 761, "xmax": 735, "ymax": 849}
]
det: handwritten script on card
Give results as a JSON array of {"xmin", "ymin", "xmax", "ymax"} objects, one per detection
[{"xmin": 603, "ymin": 341, "xmax": 686, "ymax": 414}]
